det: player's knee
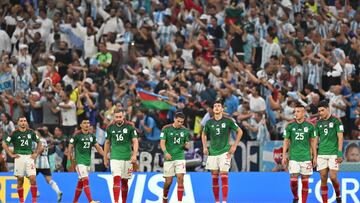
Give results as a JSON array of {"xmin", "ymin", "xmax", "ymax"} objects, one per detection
[{"xmin": 330, "ymin": 175, "xmax": 338, "ymax": 183}]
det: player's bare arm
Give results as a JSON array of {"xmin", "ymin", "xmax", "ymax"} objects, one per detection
[
  {"xmin": 337, "ymin": 132, "xmax": 344, "ymax": 163},
  {"xmin": 311, "ymin": 137, "xmax": 317, "ymax": 167},
  {"xmin": 103, "ymin": 139, "xmax": 110, "ymax": 168},
  {"xmin": 229, "ymin": 128, "xmax": 243, "ymax": 154},
  {"xmin": 67, "ymin": 144, "xmax": 74, "ymax": 162},
  {"xmin": 201, "ymin": 131, "xmax": 208, "ymax": 155},
  {"xmin": 160, "ymin": 139, "xmax": 172, "ymax": 161},
  {"xmin": 282, "ymin": 138, "xmax": 290, "ymax": 168},
  {"xmin": 94, "ymin": 143, "xmax": 105, "ymax": 157},
  {"xmin": 31, "ymin": 140, "xmax": 43, "ymax": 160},
  {"xmin": 131, "ymin": 138, "xmax": 139, "ymax": 163},
  {"xmin": 184, "ymin": 141, "xmax": 190, "ymax": 150},
  {"xmin": 2, "ymin": 141, "xmax": 20, "ymax": 158}
]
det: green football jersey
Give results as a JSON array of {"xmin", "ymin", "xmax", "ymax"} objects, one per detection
[
  {"xmin": 160, "ymin": 124, "xmax": 190, "ymax": 161},
  {"xmin": 203, "ymin": 117, "xmax": 239, "ymax": 156},
  {"xmin": 69, "ymin": 132, "xmax": 97, "ymax": 166},
  {"xmin": 5, "ymin": 129, "xmax": 39, "ymax": 155},
  {"xmin": 106, "ymin": 122, "xmax": 138, "ymax": 160},
  {"xmin": 283, "ymin": 121, "xmax": 316, "ymax": 162},
  {"xmin": 316, "ymin": 116, "xmax": 344, "ymax": 156}
]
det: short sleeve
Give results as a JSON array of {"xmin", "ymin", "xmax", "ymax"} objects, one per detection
[
  {"xmin": 283, "ymin": 125, "xmax": 290, "ymax": 139},
  {"xmin": 69, "ymin": 137, "xmax": 75, "ymax": 145},
  {"xmin": 131, "ymin": 127, "xmax": 138, "ymax": 139},
  {"xmin": 335, "ymin": 118, "xmax": 344, "ymax": 133},
  {"xmin": 5, "ymin": 135, "xmax": 12, "ymax": 144},
  {"xmin": 160, "ymin": 128, "xmax": 166, "ymax": 140},
  {"xmin": 229, "ymin": 119, "xmax": 239, "ymax": 131},
  {"xmin": 106, "ymin": 126, "xmax": 112, "ymax": 140},
  {"xmin": 203, "ymin": 121, "xmax": 210, "ymax": 135},
  {"xmin": 91, "ymin": 134, "xmax": 97, "ymax": 145},
  {"xmin": 310, "ymin": 124, "xmax": 317, "ymax": 138}
]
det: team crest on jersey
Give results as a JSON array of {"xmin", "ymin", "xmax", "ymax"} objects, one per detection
[
  {"xmin": 89, "ymin": 137, "xmax": 93, "ymax": 142},
  {"xmin": 329, "ymin": 122, "xmax": 333, "ymax": 128},
  {"xmin": 304, "ymin": 127, "xmax": 308, "ymax": 133},
  {"xmin": 222, "ymin": 123, "xmax": 226, "ymax": 128},
  {"xmin": 123, "ymin": 128, "xmax": 128, "ymax": 133},
  {"xmin": 27, "ymin": 134, "xmax": 31, "ymax": 139},
  {"xmin": 180, "ymin": 132, "xmax": 184, "ymax": 137}
]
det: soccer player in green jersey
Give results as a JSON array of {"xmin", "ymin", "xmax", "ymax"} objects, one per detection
[
  {"xmin": 2, "ymin": 116, "xmax": 42, "ymax": 203},
  {"xmin": 160, "ymin": 112, "xmax": 190, "ymax": 203},
  {"xmin": 316, "ymin": 101, "xmax": 344, "ymax": 203},
  {"xmin": 282, "ymin": 103, "xmax": 317, "ymax": 203},
  {"xmin": 201, "ymin": 100, "xmax": 243, "ymax": 203},
  {"xmin": 68, "ymin": 119, "xmax": 105, "ymax": 203},
  {"xmin": 104, "ymin": 110, "xmax": 139, "ymax": 203}
]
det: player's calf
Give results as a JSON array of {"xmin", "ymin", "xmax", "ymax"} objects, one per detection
[
  {"xmin": 301, "ymin": 177, "xmax": 309, "ymax": 203},
  {"xmin": 290, "ymin": 176, "xmax": 299, "ymax": 200},
  {"xmin": 121, "ymin": 179, "xmax": 129, "ymax": 203},
  {"xmin": 113, "ymin": 176, "xmax": 121, "ymax": 203}
]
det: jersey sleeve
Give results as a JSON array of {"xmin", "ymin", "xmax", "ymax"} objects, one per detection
[
  {"xmin": 69, "ymin": 136, "xmax": 76, "ymax": 145},
  {"xmin": 203, "ymin": 121, "xmax": 210, "ymax": 135},
  {"xmin": 91, "ymin": 134, "xmax": 97, "ymax": 146},
  {"xmin": 106, "ymin": 126, "xmax": 112, "ymax": 140},
  {"xmin": 283, "ymin": 124, "xmax": 290, "ymax": 139},
  {"xmin": 131, "ymin": 126, "xmax": 138, "ymax": 139},
  {"xmin": 31, "ymin": 130, "xmax": 40, "ymax": 142},
  {"xmin": 4, "ymin": 134, "xmax": 12, "ymax": 144},
  {"xmin": 160, "ymin": 128, "xmax": 166, "ymax": 140},
  {"xmin": 310, "ymin": 124, "xmax": 317, "ymax": 138},
  {"xmin": 335, "ymin": 118, "xmax": 344, "ymax": 133},
  {"xmin": 228, "ymin": 119, "xmax": 240, "ymax": 131},
  {"xmin": 185, "ymin": 130, "xmax": 190, "ymax": 142}
]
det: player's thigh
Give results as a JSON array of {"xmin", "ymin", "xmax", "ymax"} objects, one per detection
[
  {"xmin": 299, "ymin": 161, "xmax": 313, "ymax": 176},
  {"xmin": 14, "ymin": 155, "xmax": 27, "ymax": 177},
  {"xmin": 76, "ymin": 164, "xmax": 89, "ymax": 179},
  {"xmin": 288, "ymin": 160, "xmax": 301, "ymax": 174},
  {"xmin": 110, "ymin": 160, "xmax": 122, "ymax": 177},
  {"xmin": 163, "ymin": 161, "xmax": 176, "ymax": 177},
  {"xmin": 25, "ymin": 157, "xmax": 36, "ymax": 177},
  {"xmin": 121, "ymin": 160, "xmax": 133, "ymax": 179},
  {"xmin": 328, "ymin": 156, "xmax": 340, "ymax": 171},
  {"xmin": 206, "ymin": 155, "xmax": 220, "ymax": 171},
  {"xmin": 174, "ymin": 160, "xmax": 186, "ymax": 175},
  {"xmin": 317, "ymin": 155, "xmax": 330, "ymax": 171},
  {"xmin": 219, "ymin": 152, "xmax": 231, "ymax": 172}
]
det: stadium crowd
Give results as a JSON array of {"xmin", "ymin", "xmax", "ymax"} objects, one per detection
[{"xmin": 1, "ymin": 0, "xmax": 360, "ymax": 172}]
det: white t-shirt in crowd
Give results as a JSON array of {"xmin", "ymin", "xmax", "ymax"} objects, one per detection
[{"xmin": 57, "ymin": 101, "xmax": 77, "ymax": 126}]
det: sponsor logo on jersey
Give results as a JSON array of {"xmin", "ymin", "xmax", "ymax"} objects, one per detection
[
  {"xmin": 123, "ymin": 128, "xmax": 128, "ymax": 133},
  {"xmin": 292, "ymin": 128, "xmax": 296, "ymax": 131},
  {"xmin": 329, "ymin": 122, "xmax": 333, "ymax": 128},
  {"xmin": 222, "ymin": 123, "xmax": 226, "ymax": 128}
]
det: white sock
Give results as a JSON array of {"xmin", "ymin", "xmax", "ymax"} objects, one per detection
[{"xmin": 49, "ymin": 180, "xmax": 61, "ymax": 194}]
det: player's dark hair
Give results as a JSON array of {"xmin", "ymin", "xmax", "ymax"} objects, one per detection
[
  {"xmin": 294, "ymin": 102, "xmax": 305, "ymax": 108},
  {"xmin": 317, "ymin": 100, "xmax": 329, "ymax": 108},
  {"xmin": 174, "ymin": 112, "xmax": 185, "ymax": 119},
  {"xmin": 114, "ymin": 109, "xmax": 126, "ymax": 114},
  {"xmin": 213, "ymin": 99, "xmax": 224, "ymax": 107},
  {"xmin": 17, "ymin": 116, "xmax": 27, "ymax": 122}
]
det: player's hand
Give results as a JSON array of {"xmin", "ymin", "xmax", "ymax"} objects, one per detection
[
  {"xmin": 312, "ymin": 157, "xmax": 317, "ymax": 167},
  {"xmin": 130, "ymin": 155, "xmax": 137, "ymax": 164},
  {"xmin": 10, "ymin": 153, "xmax": 20, "ymax": 159},
  {"xmin": 203, "ymin": 148, "xmax": 209, "ymax": 156},
  {"xmin": 336, "ymin": 157, "xmax": 343, "ymax": 164},
  {"xmin": 282, "ymin": 157, "xmax": 288, "ymax": 168},
  {"xmin": 228, "ymin": 145, "xmax": 237, "ymax": 154},
  {"xmin": 165, "ymin": 153, "xmax": 172, "ymax": 161},
  {"xmin": 104, "ymin": 157, "xmax": 109, "ymax": 168},
  {"xmin": 30, "ymin": 153, "xmax": 38, "ymax": 160},
  {"xmin": 183, "ymin": 142, "xmax": 190, "ymax": 150}
]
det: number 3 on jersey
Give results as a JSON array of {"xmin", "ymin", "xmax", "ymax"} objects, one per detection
[
  {"xmin": 295, "ymin": 132, "xmax": 304, "ymax": 140},
  {"xmin": 216, "ymin": 128, "xmax": 220, "ymax": 135}
]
